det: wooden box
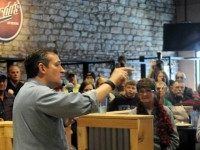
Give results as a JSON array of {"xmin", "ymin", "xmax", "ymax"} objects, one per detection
[{"xmin": 77, "ymin": 111, "xmax": 153, "ymax": 150}]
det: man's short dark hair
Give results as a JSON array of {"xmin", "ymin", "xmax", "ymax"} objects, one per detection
[{"xmin": 24, "ymin": 49, "xmax": 58, "ymax": 79}]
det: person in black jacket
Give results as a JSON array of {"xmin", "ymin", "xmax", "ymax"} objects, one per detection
[
  {"xmin": 7, "ymin": 64, "xmax": 24, "ymax": 96},
  {"xmin": 108, "ymin": 80, "xmax": 138, "ymax": 111}
]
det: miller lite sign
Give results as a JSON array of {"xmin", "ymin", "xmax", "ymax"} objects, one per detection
[{"xmin": 0, "ymin": 0, "xmax": 23, "ymax": 41}]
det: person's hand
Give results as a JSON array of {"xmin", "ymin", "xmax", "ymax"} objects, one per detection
[
  {"xmin": 109, "ymin": 67, "xmax": 133, "ymax": 86},
  {"xmin": 7, "ymin": 89, "xmax": 14, "ymax": 96},
  {"xmin": 0, "ymin": 118, "xmax": 4, "ymax": 121},
  {"xmin": 64, "ymin": 118, "xmax": 76, "ymax": 127},
  {"xmin": 65, "ymin": 83, "xmax": 74, "ymax": 92}
]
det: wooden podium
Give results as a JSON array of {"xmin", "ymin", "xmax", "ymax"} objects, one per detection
[
  {"xmin": 77, "ymin": 111, "xmax": 153, "ymax": 150},
  {"xmin": 0, "ymin": 121, "xmax": 13, "ymax": 150}
]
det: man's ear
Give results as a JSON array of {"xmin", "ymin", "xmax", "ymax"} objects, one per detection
[{"xmin": 38, "ymin": 63, "xmax": 47, "ymax": 74}]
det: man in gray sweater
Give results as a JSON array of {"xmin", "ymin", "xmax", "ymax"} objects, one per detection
[{"xmin": 13, "ymin": 49, "xmax": 131, "ymax": 150}]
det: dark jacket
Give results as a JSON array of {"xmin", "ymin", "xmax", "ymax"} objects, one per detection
[
  {"xmin": 7, "ymin": 79, "xmax": 24, "ymax": 96},
  {"xmin": 0, "ymin": 92, "xmax": 15, "ymax": 120},
  {"xmin": 108, "ymin": 94, "xmax": 138, "ymax": 111}
]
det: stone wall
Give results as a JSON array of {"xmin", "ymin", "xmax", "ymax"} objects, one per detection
[{"xmin": 0, "ymin": 0, "xmax": 176, "ymax": 80}]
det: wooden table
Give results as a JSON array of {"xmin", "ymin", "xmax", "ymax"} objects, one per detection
[{"xmin": 77, "ymin": 111, "xmax": 154, "ymax": 150}]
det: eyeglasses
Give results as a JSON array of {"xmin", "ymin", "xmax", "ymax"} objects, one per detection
[
  {"xmin": 138, "ymin": 89, "xmax": 154, "ymax": 95},
  {"xmin": 176, "ymin": 76, "xmax": 184, "ymax": 79}
]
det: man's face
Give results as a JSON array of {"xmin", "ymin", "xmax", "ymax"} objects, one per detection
[
  {"xmin": 172, "ymin": 82, "xmax": 185, "ymax": 97},
  {"xmin": 124, "ymin": 84, "xmax": 137, "ymax": 98},
  {"xmin": 0, "ymin": 78, "xmax": 7, "ymax": 91},
  {"xmin": 43, "ymin": 53, "xmax": 65, "ymax": 88},
  {"xmin": 8, "ymin": 66, "xmax": 21, "ymax": 82},
  {"xmin": 176, "ymin": 73, "xmax": 185, "ymax": 82}
]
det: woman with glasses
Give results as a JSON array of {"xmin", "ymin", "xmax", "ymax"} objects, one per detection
[{"xmin": 131, "ymin": 78, "xmax": 179, "ymax": 150}]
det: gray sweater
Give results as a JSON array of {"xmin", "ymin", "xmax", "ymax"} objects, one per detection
[{"xmin": 13, "ymin": 79, "xmax": 99, "ymax": 150}]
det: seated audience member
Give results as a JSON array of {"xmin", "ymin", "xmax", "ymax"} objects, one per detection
[
  {"xmin": 148, "ymin": 59, "xmax": 164, "ymax": 80},
  {"xmin": 175, "ymin": 71, "xmax": 194, "ymax": 100},
  {"xmin": 0, "ymin": 72, "xmax": 15, "ymax": 120},
  {"xmin": 155, "ymin": 70, "xmax": 169, "ymax": 85},
  {"xmin": 155, "ymin": 81, "xmax": 172, "ymax": 107},
  {"xmin": 64, "ymin": 71, "xmax": 80, "ymax": 93},
  {"xmin": 78, "ymin": 80, "xmax": 95, "ymax": 93},
  {"xmin": 7, "ymin": 64, "xmax": 24, "ymax": 96},
  {"xmin": 131, "ymin": 78, "xmax": 179, "ymax": 149},
  {"xmin": 108, "ymin": 80, "xmax": 138, "ymax": 111},
  {"xmin": 83, "ymin": 71, "xmax": 96, "ymax": 84},
  {"xmin": 165, "ymin": 81, "xmax": 192, "ymax": 105}
]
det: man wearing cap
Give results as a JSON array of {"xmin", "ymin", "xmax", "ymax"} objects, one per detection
[{"xmin": 0, "ymin": 71, "xmax": 15, "ymax": 120}]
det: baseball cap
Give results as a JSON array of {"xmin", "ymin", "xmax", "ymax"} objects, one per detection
[{"xmin": 0, "ymin": 71, "xmax": 7, "ymax": 79}]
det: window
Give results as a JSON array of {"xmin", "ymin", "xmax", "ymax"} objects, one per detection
[{"xmin": 196, "ymin": 51, "xmax": 200, "ymax": 88}]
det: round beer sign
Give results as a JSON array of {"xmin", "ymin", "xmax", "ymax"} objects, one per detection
[{"xmin": 0, "ymin": 0, "xmax": 23, "ymax": 41}]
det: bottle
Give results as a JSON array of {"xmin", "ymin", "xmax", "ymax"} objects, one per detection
[{"xmin": 190, "ymin": 110, "xmax": 199, "ymax": 128}]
